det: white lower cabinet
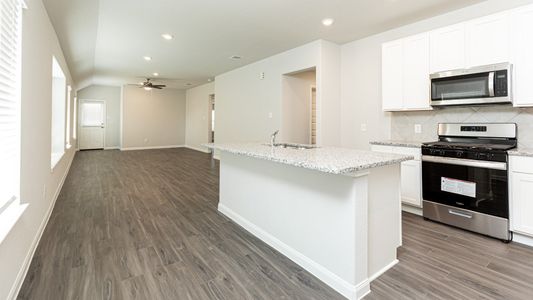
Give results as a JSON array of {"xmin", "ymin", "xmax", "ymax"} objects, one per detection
[
  {"xmin": 371, "ymin": 145, "xmax": 422, "ymax": 207},
  {"xmin": 401, "ymin": 160, "xmax": 422, "ymax": 207},
  {"xmin": 510, "ymin": 156, "xmax": 533, "ymax": 237}
]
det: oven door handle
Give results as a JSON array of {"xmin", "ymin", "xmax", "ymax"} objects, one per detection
[{"xmin": 422, "ymin": 155, "xmax": 507, "ymax": 170}]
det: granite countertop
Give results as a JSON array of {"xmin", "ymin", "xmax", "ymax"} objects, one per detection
[
  {"xmin": 370, "ymin": 140, "xmax": 425, "ymax": 148},
  {"xmin": 205, "ymin": 143, "xmax": 413, "ymax": 175},
  {"xmin": 508, "ymin": 148, "xmax": 533, "ymax": 157}
]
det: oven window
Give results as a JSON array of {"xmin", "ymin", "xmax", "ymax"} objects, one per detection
[
  {"xmin": 422, "ymin": 161, "xmax": 508, "ymax": 218},
  {"xmin": 432, "ymin": 72, "xmax": 490, "ymax": 101}
]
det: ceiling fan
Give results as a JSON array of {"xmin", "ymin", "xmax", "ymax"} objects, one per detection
[{"xmin": 136, "ymin": 78, "xmax": 166, "ymax": 90}]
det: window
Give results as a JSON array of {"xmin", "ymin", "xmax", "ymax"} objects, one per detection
[
  {"xmin": 51, "ymin": 57, "xmax": 66, "ymax": 168},
  {"xmin": 65, "ymin": 85, "xmax": 71, "ymax": 148},
  {"xmin": 0, "ymin": 0, "xmax": 22, "ymax": 206},
  {"xmin": 73, "ymin": 96, "xmax": 77, "ymax": 140},
  {"xmin": 0, "ymin": 0, "xmax": 26, "ymax": 243}
]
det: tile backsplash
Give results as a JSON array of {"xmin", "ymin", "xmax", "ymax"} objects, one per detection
[{"xmin": 391, "ymin": 106, "xmax": 533, "ymax": 148}]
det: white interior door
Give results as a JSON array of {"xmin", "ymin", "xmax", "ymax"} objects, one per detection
[{"xmin": 79, "ymin": 100, "xmax": 105, "ymax": 150}]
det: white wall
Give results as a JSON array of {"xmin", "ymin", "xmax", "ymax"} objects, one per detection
[
  {"xmin": 215, "ymin": 40, "xmax": 341, "ymax": 146},
  {"xmin": 281, "ymin": 70, "xmax": 316, "ymax": 144},
  {"xmin": 185, "ymin": 82, "xmax": 215, "ymax": 152},
  {"xmin": 340, "ymin": 0, "xmax": 533, "ymax": 150},
  {"xmin": 0, "ymin": 0, "xmax": 77, "ymax": 298},
  {"xmin": 122, "ymin": 86, "xmax": 186, "ymax": 149},
  {"xmin": 77, "ymin": 85, "xmax": 121, "ymax": 149}
]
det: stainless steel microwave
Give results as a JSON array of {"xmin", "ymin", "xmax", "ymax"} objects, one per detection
[{"xmin": 430, "ymin": 62, "xmax": 512, "ymax": 107}]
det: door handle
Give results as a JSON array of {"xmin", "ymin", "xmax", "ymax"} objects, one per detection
[
  {"xmin": 448, "ymin": 209, "xmax": 472, "ymax": 219},
  {"xmin": 488, "ymin": 71, "xmax": 495, "ymax": 97}
]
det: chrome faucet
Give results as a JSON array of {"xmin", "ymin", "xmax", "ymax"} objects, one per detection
[{"xmin": 270, "ymin": 130, "xmax": 279, "ymax": 147}]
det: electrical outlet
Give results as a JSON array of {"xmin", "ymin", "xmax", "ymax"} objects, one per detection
[
  {"xmin": 360, "ymin": 123, "xmax": 367, "ymax": 132},
  {"xmin": 144, "ymin": 138, "xmax": 149, "ymax": 143},
  {"xmin": 268, "ymin": 112, "xmax": 273, "ymax": 119},
  {"xmin": 414, "ymin": 124, "xmax": 422, "ymax": 134}
]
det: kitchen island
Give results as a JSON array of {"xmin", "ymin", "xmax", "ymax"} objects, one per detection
[{"xmin": 206, "ymin": 143, "xmax": 412, "ymax": 300}]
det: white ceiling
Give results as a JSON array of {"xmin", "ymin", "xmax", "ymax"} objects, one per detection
[{"xmin": 42, "ymin": 0, "xmax": 486, "ymax": 90}]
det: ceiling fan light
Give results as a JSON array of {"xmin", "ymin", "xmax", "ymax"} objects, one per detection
[{"xmin": 144, "ymin": 87, "xmax": 152, "ymax": 91}]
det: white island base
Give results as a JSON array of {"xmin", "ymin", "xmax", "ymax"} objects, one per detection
[{"xmin": 218, "ymin": 152, "xmax": 402, "ymax": 300}]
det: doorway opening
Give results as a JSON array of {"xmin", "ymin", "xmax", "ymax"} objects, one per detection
[
  {"xmin": 79, "ymin": 99, "xmax": 106, "ymax": 150},
  {"xmin": 281, "ymin": 67, "xmax": 317, "ymax": 145},
  {"xmin": 208, "ymin": 94, "xmax": 215, "ymax": 143}
]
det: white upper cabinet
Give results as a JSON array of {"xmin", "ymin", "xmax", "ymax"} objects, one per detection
[
  {"xmin": 430, "ymin": 23, "xmax": 466, "ymax": 73},
  {"xmin": 510, "ymin": 4, "xmax": 533, "ymax": 107},
  {"xmin": 382, "ymin": 40, "xmax": 403, "ymax": 111},
  {"xmin": 382, "ymin": 4, "xmax": 533, "ymax": 111},
  {"xmin": 465, "ymin": 12, "xmax": 510, "ymax": 67},
  {"xmin": 382, "ymin": 35, "xmax": 432, "ymax": 111},
  {"xmin": 403, "ymin": 33, "xmax": 431, "ymax": 110}
]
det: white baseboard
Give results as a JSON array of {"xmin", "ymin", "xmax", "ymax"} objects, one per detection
[
  {"xmin": 104, "ymin": 146, "xmax": 120, "ymax": 150},
  {"xmin": 8, "ymin": 151, "xmax": 76, "ymax": 300},
  {"xmin": 513, "ymin": 232, "xmax": 533, "ymax": 247},
  {"xmin": 184, "ymin": 145, "xmax": 211, "ymax": 153},
  {"xmin": 218, "ymin": 204, "xmax": 367, "ymax": 300},
  {"xmin": 120, "ymin": 145, "xmax": 185, "ymax": 151},
  {"xmin": 369, "ymin": 259, "xmax": 398, "ymax": 282},
  {"xmin": 402, "ymin": 204, "xmax": 422, "ymax": 216}
]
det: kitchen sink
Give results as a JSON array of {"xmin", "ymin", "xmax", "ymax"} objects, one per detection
[{"xmin": 271, "ymin": 143, "xmax": 318, "ymax": 150}]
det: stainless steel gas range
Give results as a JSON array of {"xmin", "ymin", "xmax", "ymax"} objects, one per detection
[{"xmin": 421, "ymin": 123, "xmax": 517, "ymax": 242}]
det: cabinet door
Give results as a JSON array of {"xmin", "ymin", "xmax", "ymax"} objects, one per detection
[
  {"xmin": 382, "ymin": 40, "xmax": 403, "ymax": 111},
  {"xmin": 403, "ymin": 33, "xmax": 431, "ymax": 110},
  {"xmin": 430, "ymin": 23, "xmax": 466, "ymax": 73},
  {"xmin": 510, "ymin": 5, "xmax": 533, "ymax": 107},
  {"xmin": 401, "ymin": 160, "xmax": 422, "ymax": 207},
  {"xmin": 510, "ymin": 172, "xmax": 533, "ymax": 236},
  {"xmin": 465, "ymin": 12, "xmax": 510, "ymax": 67}
]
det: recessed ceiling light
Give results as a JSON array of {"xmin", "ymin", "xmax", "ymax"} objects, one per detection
[
  {"xmin": 230, "ymin": 55, "xmax": 242, "ymax": 60},
  {"xmin": 143, "ymin": 56, "xmax": 152, "ymax": 61},
  {"xmin": 153, "ymin": 72, "xmax": 159, "ymax": 76},
  {"xmin": 322, "ymin": 18, "xmax": 334, "ymax": 26},
  {"xmin": 161, "ymin": 33, "xmax": 174, "ymax": 40}
]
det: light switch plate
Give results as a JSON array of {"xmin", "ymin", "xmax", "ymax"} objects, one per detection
[
  {"xmin": 414, "ymin": 124, "xmax": 422, "ymax": 134},
  {"xmin": 360, "ymin": 123, "xmax": 367, "ymax": 132}
]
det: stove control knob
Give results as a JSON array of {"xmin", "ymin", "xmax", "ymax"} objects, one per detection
[{"xmin": 456, "ymin": 151, "xmax": 464, "ymax": 158}]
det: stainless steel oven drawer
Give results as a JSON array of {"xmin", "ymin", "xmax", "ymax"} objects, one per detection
[{"xmin": 423, "ymin": 200, "xmax": 510, "ymax": 240}]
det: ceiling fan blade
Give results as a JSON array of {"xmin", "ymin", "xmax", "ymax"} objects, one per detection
[
  {"xmin": 153, "ymin": 86, "xmax": 163, "ymax": 89},
  {"xmin": 152, "ymin": 85, "xmax": 166, "ymax": 88}
]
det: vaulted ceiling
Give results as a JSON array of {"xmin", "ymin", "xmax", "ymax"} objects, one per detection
[{"xmin": 43, "ymin": 0, "xmax": 486, "ymax": 89}]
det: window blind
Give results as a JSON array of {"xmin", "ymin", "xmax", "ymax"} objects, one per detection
[{"xmin": 0, "ymin": 0, "xmax": 22, "ymax": 205}]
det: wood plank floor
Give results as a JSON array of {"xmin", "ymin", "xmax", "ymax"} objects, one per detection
[{"xmin": 18, "ymin": 148, "xmax": 533, "ymax": 300}]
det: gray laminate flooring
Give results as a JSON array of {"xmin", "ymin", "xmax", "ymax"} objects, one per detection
[
  {"xmin": 17, "ymin": 149, "xmax": 533, "ymax": 300},
  {"xmin": 366, "ymin": 213, "xmax": 533, "ymax": 300}
]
